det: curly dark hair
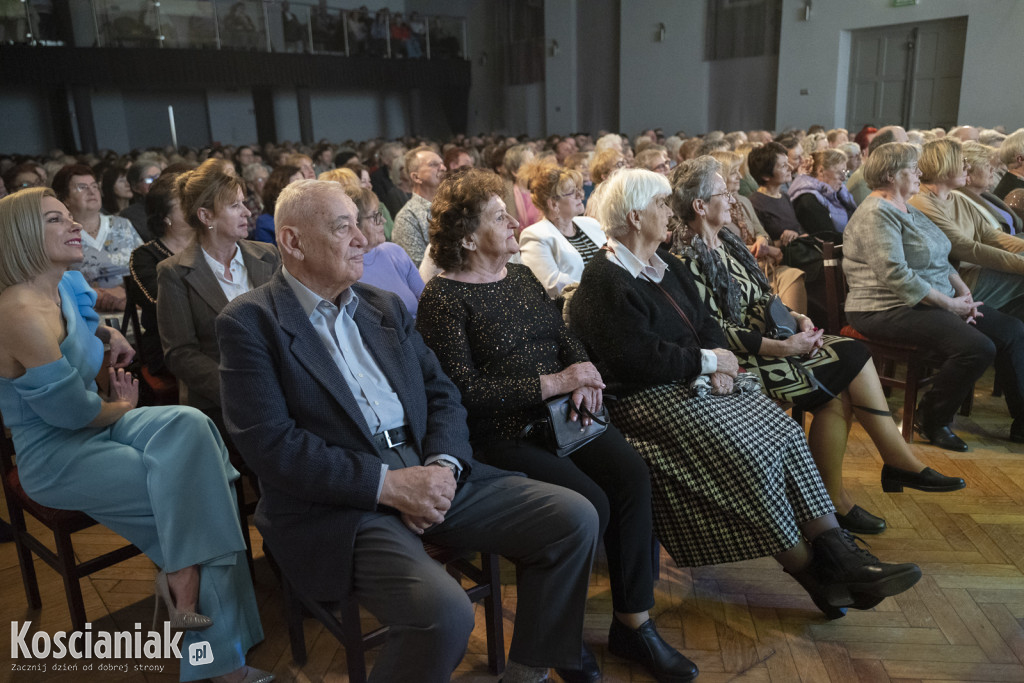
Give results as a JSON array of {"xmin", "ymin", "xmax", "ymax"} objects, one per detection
[{"xmin": 428, "ymin": 168, "xmax": 505, "ymax": 272}]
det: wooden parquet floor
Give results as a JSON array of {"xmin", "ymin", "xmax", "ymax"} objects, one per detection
[{"xmin": 2, "ymin": 368, "xmax": 1023, "ymax": 683}]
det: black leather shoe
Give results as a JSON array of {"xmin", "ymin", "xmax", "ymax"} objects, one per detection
[
  {"xmin": 880, "ymin": 464, "xmax": 966, "ymax": 493},
  {"xmin": 607, "ymin": 618, "xmax": 698, "ymax": 682},
  {"xmin": 836, "ymin": 505, "xmax": 887, "ymax": 535},
  {"xmin": 914, "ymin": 420, "xmax": 968, "ymax": 452},
  {"xmin": 554, "ymin": 643, "xmax": 601, "ymax": 683},
  {"xmin": 810, "ymin": 528, "xmax": 922, "ymax": 606}
]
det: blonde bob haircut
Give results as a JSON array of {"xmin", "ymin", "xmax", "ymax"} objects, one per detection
[
  {"xmin": 594, "ymin": 168, "xmax": 671, "ymax": 240},
  {"xmin": 918, "ymin": 137, "xmax": 963, "ymax": 184},
  {"xmin": 0, "ymin": 187, "xmax": 57, "ymax": 292},
  {"xmin": 319, "ymin": 167, "xmax": 361, "ymax": 191},
  {"xmin": 862, "ymin": 143, "xmax": 920, "ymax": 191}
]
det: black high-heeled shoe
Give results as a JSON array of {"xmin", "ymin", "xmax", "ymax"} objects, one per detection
[{"xmin": 881, "ymin": 464, "xmax": 966, "ymax": 493}]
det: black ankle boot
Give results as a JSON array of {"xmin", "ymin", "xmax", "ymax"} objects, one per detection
[
  {"xmin": 810, "ymin": 528, "xmax": 922, "ymax": 605},
  {"xmin": 785, "ymin": 566, "xmax": 847, "ymax": 619}
]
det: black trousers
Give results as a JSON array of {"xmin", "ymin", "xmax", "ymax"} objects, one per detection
[
  {"xmin": 478, "ymin": 424, "xmax": 655, "ymax": 614},
  {"xmin": 848, "ymin": 303, "xmax": 1024, "ymax": 427}
]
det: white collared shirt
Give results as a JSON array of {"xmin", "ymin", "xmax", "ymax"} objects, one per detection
[
  {"xmin": 602, "ymin": 235, "xmax": 669, "ymax": 283},
  {"xmin": 201, "ymin": 245, "xmax": 251, "ymax": 302}
]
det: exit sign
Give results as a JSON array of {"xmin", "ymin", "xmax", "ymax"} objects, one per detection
[{"xmin": 893, "ymin": 0, "xmax": 919, "ymax": 6}]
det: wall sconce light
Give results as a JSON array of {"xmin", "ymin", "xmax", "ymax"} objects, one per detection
[
  {"xmin": 550, "ymin": 39, "xmax": 559, "ymax": 57},
  {"xmin": 658, "ymin": 23, "xmax": 666, "ymax": 42},
  {"xmin": 802, "ymin": 1, "xmax": 812, "ymax": 21}
]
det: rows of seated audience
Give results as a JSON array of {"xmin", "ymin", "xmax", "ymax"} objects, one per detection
[{"xmin": 1, "ymin": 120, "xmax": 1023, "ymax": 683}]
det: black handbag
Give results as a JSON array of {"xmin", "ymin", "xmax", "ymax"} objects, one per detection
[
  {"xmin": 524, "ymin": 394, "xmax": 610, "ymax": 458},
  {"xmin": 781, "ymin": 235, "xmax": 825, "ymax": 281},
  {"xmin": 764, "ymin": 294, "xmax": 800, "ymax": 339}
]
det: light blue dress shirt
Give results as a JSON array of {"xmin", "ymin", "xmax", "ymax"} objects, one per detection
[{"xmin": 281, "ymin": 267, "xmax": 462, "ymax": 493}]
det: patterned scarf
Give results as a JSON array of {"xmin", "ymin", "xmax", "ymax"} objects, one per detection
[{"xmin": 671, "ymin": 225, "xmax": 771, "ymax": 326}]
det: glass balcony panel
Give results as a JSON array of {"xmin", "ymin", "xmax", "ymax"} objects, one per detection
[
  {"xmin": 428, "ymin": 15, "xmax": 465, "ymax": 60},
  {"xmin": 155, "ymin": 0, "xmax": 217, "ymax": 49},
  {"xmin": 216, "ymin": 0, "xmax": 265, "ymax": 51},
  {"xmin": 95, "ymin": 0, "xmax": 160, "ymax": 48}
]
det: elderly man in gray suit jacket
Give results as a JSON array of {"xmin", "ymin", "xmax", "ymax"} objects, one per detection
[{"xmin": 216, "ymin": 179, "xmax": 600, "ymax": 683}]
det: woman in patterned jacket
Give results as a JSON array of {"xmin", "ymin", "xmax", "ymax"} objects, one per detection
[{"xmin": 669, "ymin": 156, "xmax": 965, "ymax": 537}]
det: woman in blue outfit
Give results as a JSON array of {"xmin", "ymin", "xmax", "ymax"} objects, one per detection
[{"xmin": 0, "ymin": 188, "xmax": 270, "ymax": 683}]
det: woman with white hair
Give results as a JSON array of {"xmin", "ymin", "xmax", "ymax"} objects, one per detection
[{"xmin": 569, "ymin": 168, "xmax": 922, "ymax": 621}]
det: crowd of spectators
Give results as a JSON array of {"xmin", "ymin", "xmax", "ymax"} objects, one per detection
[{"xmin": 2, "ymin": 118, "xmax": 1023, "ymax": 682}]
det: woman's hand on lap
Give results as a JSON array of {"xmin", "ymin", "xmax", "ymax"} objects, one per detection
[{"xmin": 108, "ymin": 367, "xmax": 139, "ymax": 409}]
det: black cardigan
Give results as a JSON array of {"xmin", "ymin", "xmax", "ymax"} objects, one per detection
[{"xmin": 569, "ymin": 250, "xmax": 727, "ymax": 397}]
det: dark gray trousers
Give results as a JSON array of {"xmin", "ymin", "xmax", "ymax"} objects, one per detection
[{"xmin": 352, "ymin": 444, "xmax": 599, "ymax": 682}]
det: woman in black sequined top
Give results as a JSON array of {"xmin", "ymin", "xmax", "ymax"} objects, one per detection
[{"xmin": 416, "ymin": 168, "xmax": 699, "ymax": 683}]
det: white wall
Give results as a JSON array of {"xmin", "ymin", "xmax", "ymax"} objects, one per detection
[
  {"xmin": 207, "ymin": 90, "xmax": 258, "ymax": 146},
  {"xmin": 776, "ymin": 0, "xmax": 1024, "ymax": 131},
  {"xmin": 619, "ymin": 0, "xmax": 708, "ymax": 136}
]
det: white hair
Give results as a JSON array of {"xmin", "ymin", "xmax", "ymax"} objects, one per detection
[
  {"xmin": 595, "ymin": 133, "xmax": 625, "ymax": 153},
  {"xmin": 594, "ymin": 168, "xmax": 671, "ymax": 239}
]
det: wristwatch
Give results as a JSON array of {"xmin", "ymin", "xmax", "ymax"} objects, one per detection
[{"xmin": 430, "ymin": 460, "xmax": 459, "ymax": 480}]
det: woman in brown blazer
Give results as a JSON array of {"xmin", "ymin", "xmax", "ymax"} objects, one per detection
[{"xmin": 157, "ymin": 160, "xmax": 280, "ymax": 423}]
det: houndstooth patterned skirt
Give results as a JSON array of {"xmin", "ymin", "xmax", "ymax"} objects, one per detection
[{"xmin": 609, "ymin": 382, "xmax": 834, "ymax": 568}]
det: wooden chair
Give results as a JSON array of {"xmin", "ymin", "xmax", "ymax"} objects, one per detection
[
  {"xmin": 279, "ymin": 542, "xmax": 506, "ymax": 682},
  {"xmin": 120, "ymin": 276, "xmax": 177, "ymax": 406},
  {"xmin": 821, "ymin": 242, "xmax": 969, "ymax": 442},
  {"xmin": 0, "ymin": 413, "xmax": 143, "ymax": 631}
]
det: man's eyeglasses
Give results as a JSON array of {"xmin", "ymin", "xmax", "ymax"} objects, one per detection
[
  {"xmin": 72, "ymin": 182, "xmax": 100, "ymax": 194},
  {"xmin": 708, "ymin": 191, "xmax": 736, "ymax": 201},
  {"xmin": 360, "ymin": 210, "xmax": 384, "ymax": 225}
]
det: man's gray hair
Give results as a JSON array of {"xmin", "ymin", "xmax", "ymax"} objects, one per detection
[{"xmin": 275, "ymin": 179, "xmax": 350, "ymax": 240}]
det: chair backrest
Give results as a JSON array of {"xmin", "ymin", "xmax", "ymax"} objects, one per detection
[
  {"xmin": 0, "ymin": 412, "xmax": 16, "ymax": 479},
  {"xmin": 120, "ymin": 275, "xmax": 143, "ymax": 341},
  {"xmin": 821, "ymin": 242, "xmax": 847, "ymax": 335}
]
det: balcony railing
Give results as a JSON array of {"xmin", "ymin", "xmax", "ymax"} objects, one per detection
[{"xmin": 3, "ymin": 1, "xmax": 466, "ymax": 59}]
